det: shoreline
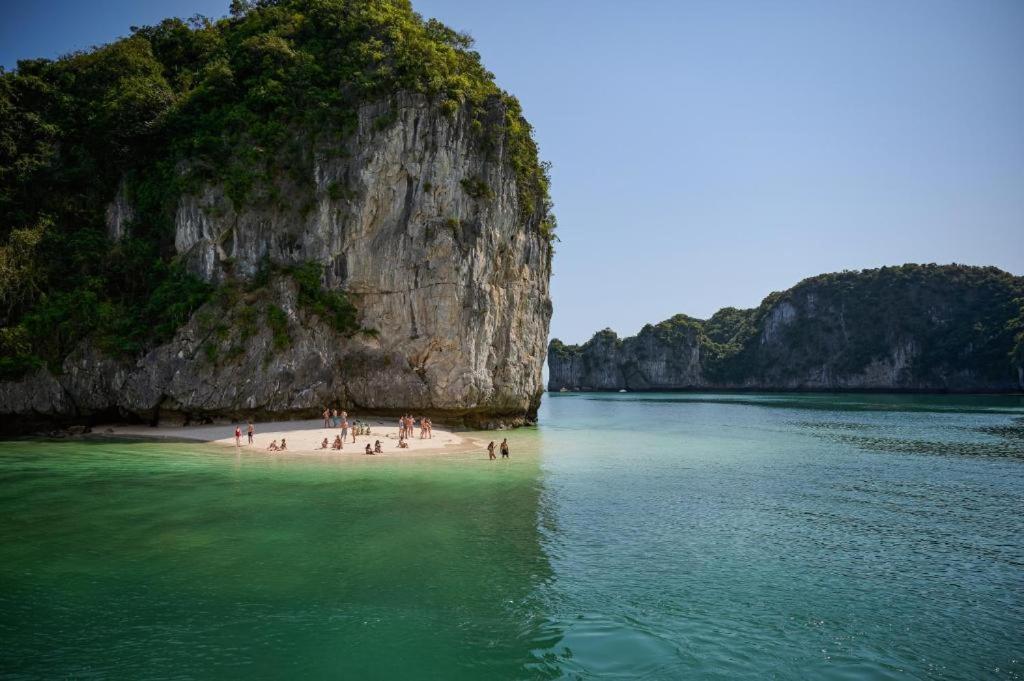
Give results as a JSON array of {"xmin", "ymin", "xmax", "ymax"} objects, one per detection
[
  {"xmin": 99, "ymin": 418, "xmax": 483, "ymax": 457},
  {"xmin": 548, "ymin": 387, "xmax": 1024, "ymax": 395}
]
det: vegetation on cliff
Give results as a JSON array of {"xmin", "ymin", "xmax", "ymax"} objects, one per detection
[
  {"xmin": 550, "ymin": 264, "xmax": 1024, "ymax": 388},
  {"xmin": 0, "ymin": 0, "xmax": 553, "ymax": 379}
]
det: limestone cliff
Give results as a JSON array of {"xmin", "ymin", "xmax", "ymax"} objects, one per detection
[
  {"xmin": 549, "ymin": 265, "xmax": 1024, "ymax": 393},
  {"xmin": 1, "ymin": 94, "xmax": 551, "ymax": 429},
  {"xmin": 0, "ymin": 0, "xmax": 554, "ymax": 431}
]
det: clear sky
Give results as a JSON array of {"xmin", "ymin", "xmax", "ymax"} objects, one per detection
[{"xmin": 3, "ymin": 0, "xmax": 1023, "ymax": 344}]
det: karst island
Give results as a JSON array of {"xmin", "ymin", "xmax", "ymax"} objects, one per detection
[{"xmin": 0, "ymin": 0, "xmax": 553, "ymax": 435}]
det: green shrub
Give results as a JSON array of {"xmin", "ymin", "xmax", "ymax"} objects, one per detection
[
  {"xmin": 290, "ymin": 262, "xmax": 359, "ymax": 335},
  {"xmin": 223, "ymin": 344, "xmax": 246, "ymax": 362},
  {"xmin": 266, "ymin": 305, "xmax": 291, "ymax": 350},
  {"xmin": 460, "ymin": 177, "xmax": 493, "ymax": 201},
  {"xmin": 372, "ymin": 109, "xmax": 398, "ymax": 132},
  {"xmin": 326, "ymin": 181, "xmax": 356, "ymax": 201},
  {"xmin": 237, "ymin": 305, "xmax": 258, "ymax": 340}
]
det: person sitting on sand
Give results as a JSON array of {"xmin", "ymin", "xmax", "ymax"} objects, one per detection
[
  {"xmin": 333, "ymin": 435, "xmax": 343, "ymax": 450},
  {"xmin": 365, "ymin": 443, "xmax": 373, "ymax": 455},
  {"xmin": 374, "ymin": 440, "xmax": 382, "ymax": 454},
  {"xmin": 500, "ymin": 438, "xmax": 509, "ymax": 459},
  {"xmin": 280, "ymin": 438, "xmax": 287, "ymax": 451},
  {"xmin": 398, "ymin": 439, "xmax": 409, "ymax": 449},
  {"xmin": 487, "ymin": 441, "xmax": 496, "ymax": 460},
  {"xmin": 319, "ymin": 438, "xmax": 329, "ymax": 449},
  {"xmin": 267, "ymin": 440, "xmax": 279, "ymax": 451}
]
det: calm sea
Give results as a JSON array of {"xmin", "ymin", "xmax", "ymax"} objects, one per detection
[{"xmin": 1, "ymin": 392, "xmax": 1022, "ymax": 679}]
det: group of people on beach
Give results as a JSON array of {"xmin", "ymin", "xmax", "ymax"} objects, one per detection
[
  {"xmin": 232, "ymin": 414, "xmax": 511, "ymax": 460},
  {"xmin": 317, "ymin": 435, "xmax": 384, "ymax": 454},
  {"xmin": 322, "ymin": 407, "xmax": 346, "ymax": 428},
  {"xmin": 487, "ymin": 439, "xmax": 510, "ymax": 460},
  {"xmin": 233, "ymin": 422, "xmax": 256, "ymax": 446},
  {"xmin": 398, "ymin": 414, "xmax": 432, "ymax": 441}
]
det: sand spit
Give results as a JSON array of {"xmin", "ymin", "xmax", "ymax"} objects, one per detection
[{"xmin": 104, "ymin": 418, "xmax": 482, "ymax": 457}]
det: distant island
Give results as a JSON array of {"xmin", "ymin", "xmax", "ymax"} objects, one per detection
[
  {"xmin": 549, "ymin": 264, "xmax": 1024, "ymax": 393},
  {"xmin": 0, "ymin": 0, "xmax": 554, "ymax": 432}
]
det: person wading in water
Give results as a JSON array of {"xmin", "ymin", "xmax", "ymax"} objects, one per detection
[{"xmin": 500, "ymin": 439, "xmax": 509, "ymax": 459}]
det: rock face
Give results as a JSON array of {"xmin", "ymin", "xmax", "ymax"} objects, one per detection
[
  {"xmin": 549, "ymin": 265, "xmax": 1024, "ymax": 393},
  {"xmin": 1, "ymin": 94, "xmax": 552, "ymax": 430}
]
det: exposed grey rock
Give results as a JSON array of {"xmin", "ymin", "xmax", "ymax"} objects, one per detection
[
  {"xmin": 0, "ymin": 94, "xmax": 552, "ymax": 430},
  {"xmin": 0, "ymin": 369, "xmax": 70, "ymax": 416},
  {"xmin": 104, "ymin": 179, "xmax": 134, "ymax": 241}
]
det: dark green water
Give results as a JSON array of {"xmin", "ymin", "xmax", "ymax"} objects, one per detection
[{"xmin": 2, "ymin": 392, "xmax": 1023, "ymax": 679}]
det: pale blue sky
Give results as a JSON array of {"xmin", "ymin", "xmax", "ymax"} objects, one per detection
[{"xmin": 4, "ymin": 0, "xmax": 1022, "ymax": 344}]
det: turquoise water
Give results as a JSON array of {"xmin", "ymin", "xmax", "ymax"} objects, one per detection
[{"xmin": 1, "ymin": 392, "xmax": 1023, "ymax": 679}]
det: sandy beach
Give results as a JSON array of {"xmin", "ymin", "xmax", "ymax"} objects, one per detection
[{"xmin": 105, "ymin": 418, "xmax": 480, "ymax": 456}]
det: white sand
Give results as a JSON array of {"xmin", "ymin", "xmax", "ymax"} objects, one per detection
[{"xmin": 106, "ymin": 417, "xmax": 479, "ymax": 456}]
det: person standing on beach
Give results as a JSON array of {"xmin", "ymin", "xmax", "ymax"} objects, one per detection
[
  {"xmin": 234, "ymin": 426, "xmax": 241, "ymax": 446},
  {"xmin": 323, "ymin": 408, "xmax": 330, "ymax": 428},
  {"xmin": 247, "ymin": 421, "xmax": 255, "ymax": 444},
  {"xmin": 331, "ymin": 408, "xmax": 339, "ymax": 428},
  {"xmin": 487, "ymin": 441, "xmax": 496, "ymax": 460},
  {"xmin": 341, "ymin": 419, "xmax": 349, "ymax": 443},
  {"xmin": 500, "ymin": 439, "xmax": 509, "ymax": 459}
]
